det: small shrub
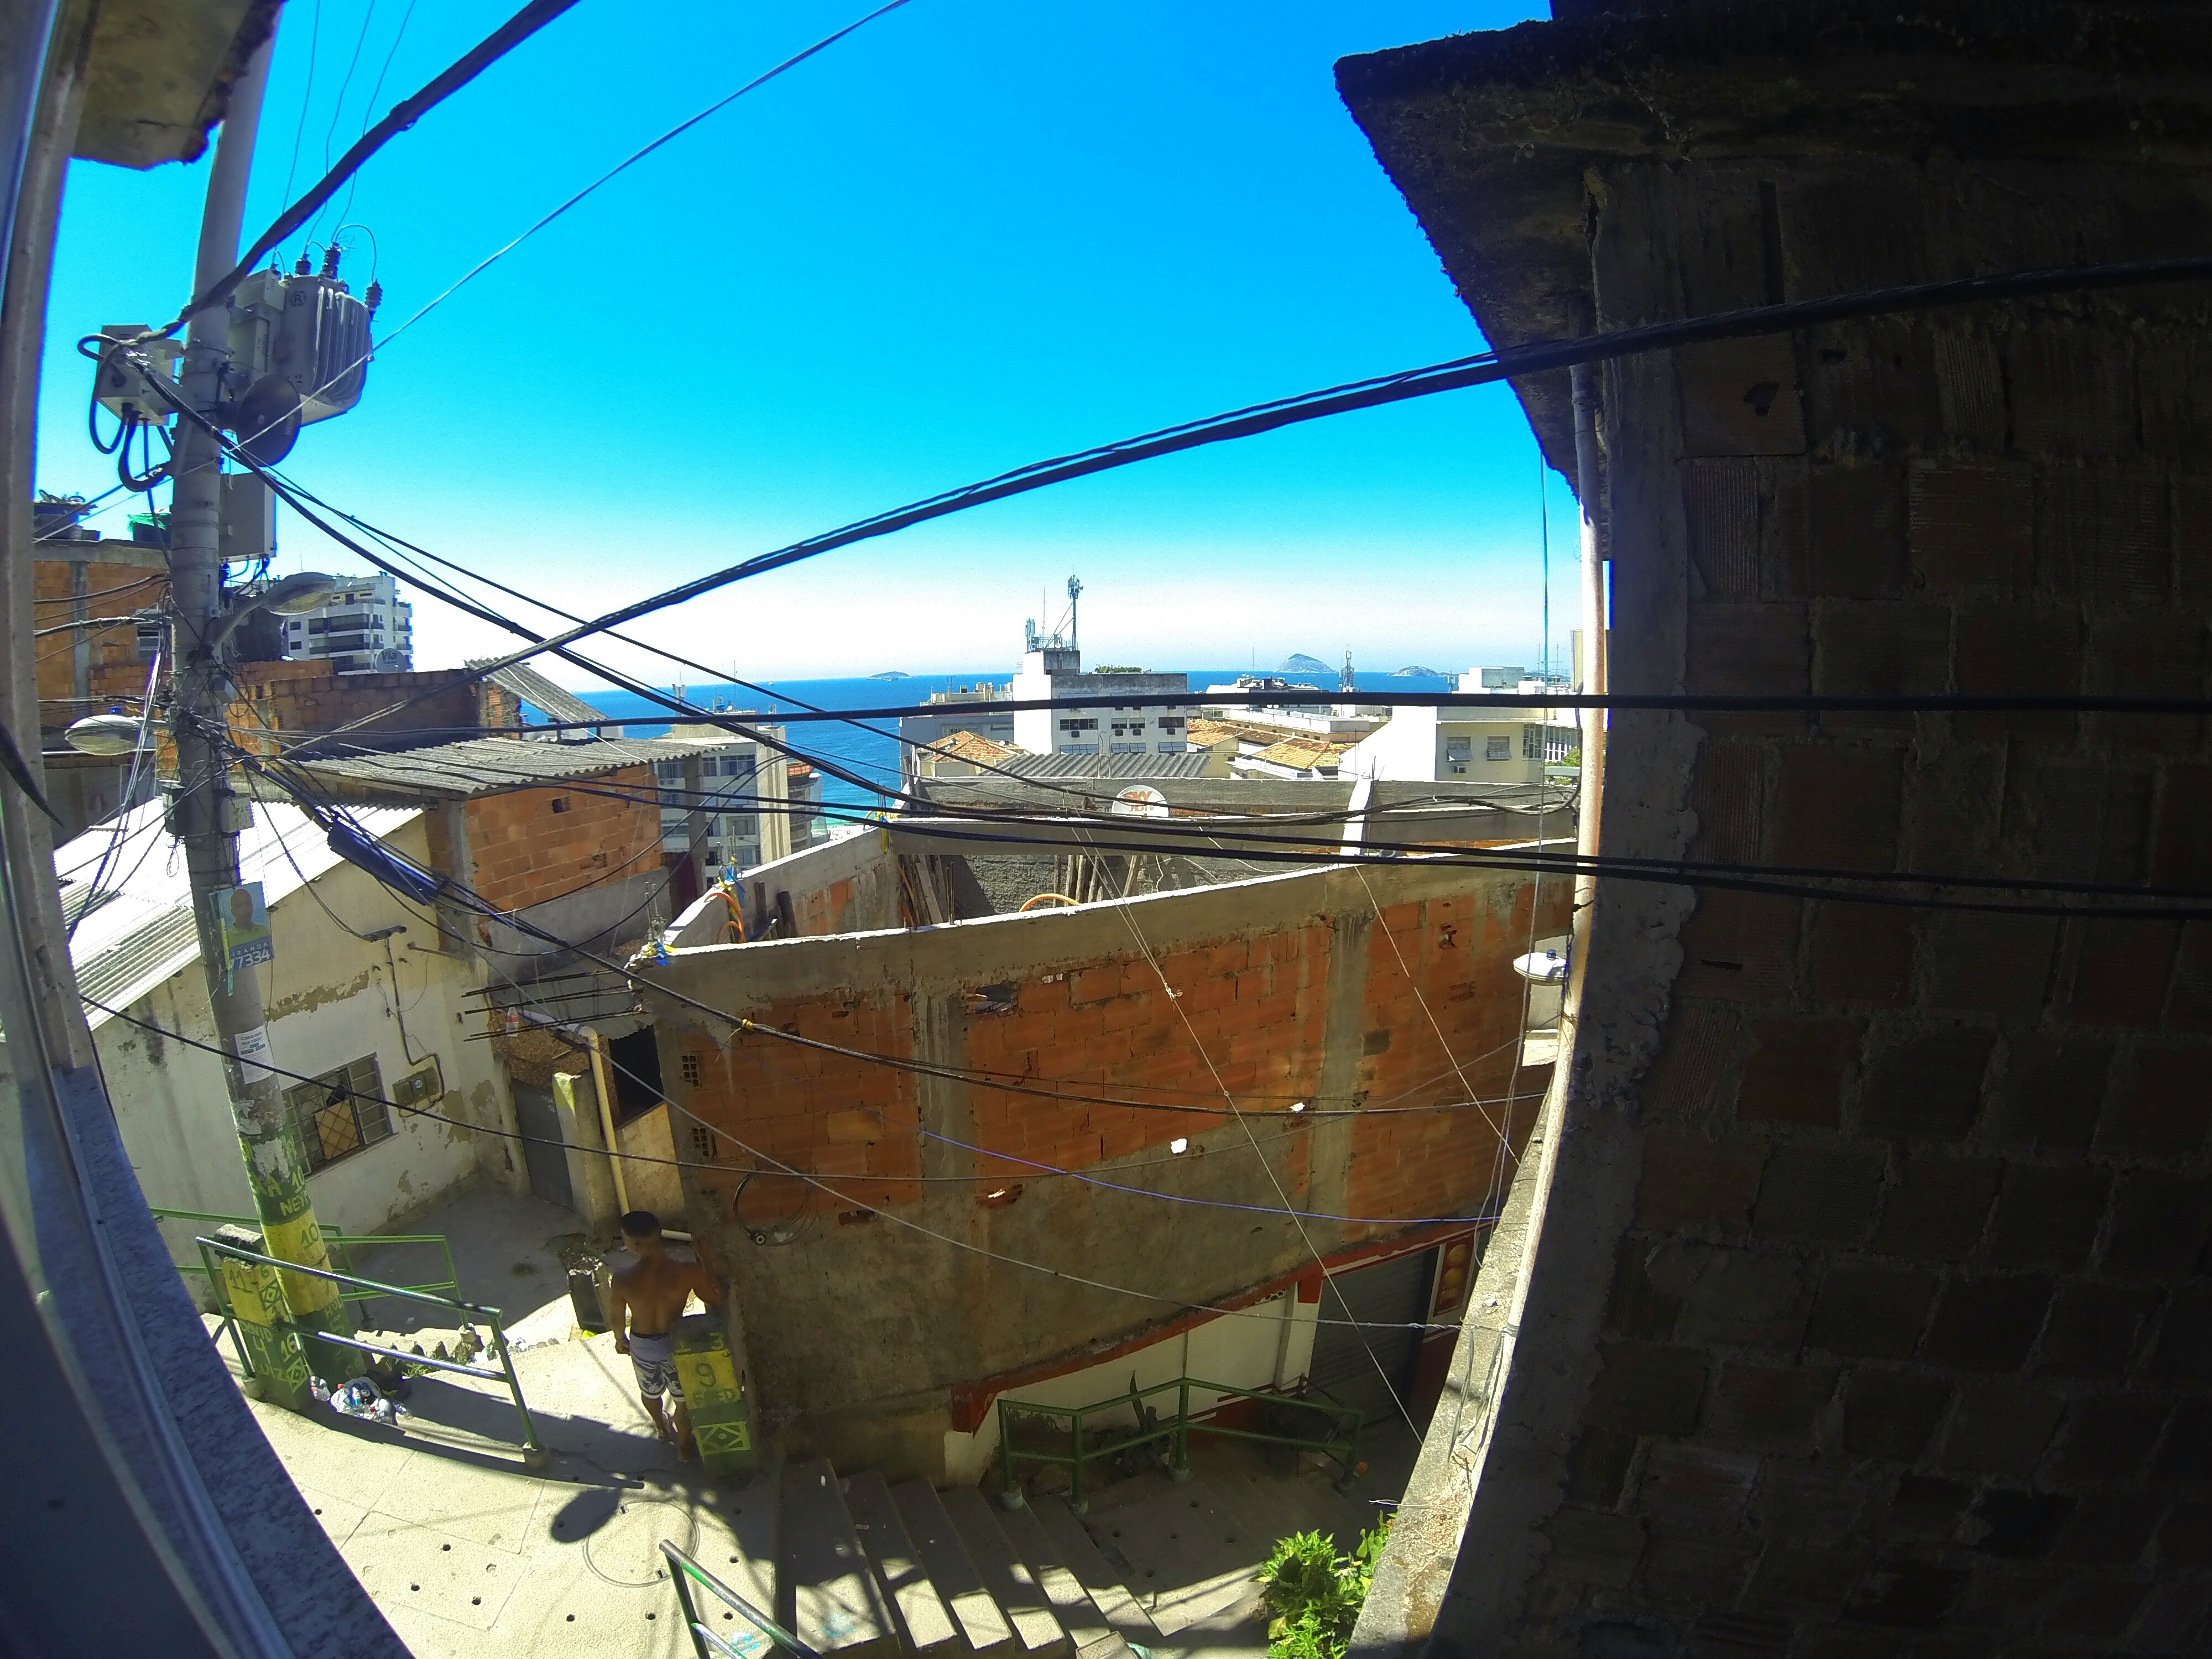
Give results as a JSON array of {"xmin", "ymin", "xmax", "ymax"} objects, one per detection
[{"xmin": 1256, "ymin": 1519, "xmax": 1389, "ymax": 1659}]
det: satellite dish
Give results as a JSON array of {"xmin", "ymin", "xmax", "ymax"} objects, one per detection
[
  {"xmin": 1113, "ymin": 785, "xmax": 1168, "ymax": 818},
  {"xmin": 231, "ymin": 374, "xmax": 300, "ymax": 466},
  {"xmin": 1512, "ymin": 949, "xmax": 1569, "ymax": 984}
]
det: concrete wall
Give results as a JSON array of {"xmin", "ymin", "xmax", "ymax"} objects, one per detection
[
  {"xmin": 112, "ymin": 820, "xmax": 516, "ymax": 1291},
  {"xmin": 638, "ymin": 854, "xmax": 1566, "ymax": 1479},
  {"xmin": 1343, "ymin": 7, "xmax": 2212, "ymax": 1655},
  {"xmin": 1342, "ymin": 706, "xmax": 1557, "ymax": 786},
  {"xmin": 666, "ymin": 828, "xmax": 902, "ymax": 950}
]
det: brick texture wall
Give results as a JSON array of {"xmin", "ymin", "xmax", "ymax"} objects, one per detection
[
  {"xmin": 647, "ymin": 860, "xmax": 1566, "ymax": 1465},
  {"xmin": 1354, "ymin": 24, "xmax": 2212, "ymax": 1654},
  {"xmin": 456, "ymin": 765, "xmax": 662, "ymax": 912},
  {"xmin": 33, "ymin": 555, "xmax": 164, "ymax": 723}
]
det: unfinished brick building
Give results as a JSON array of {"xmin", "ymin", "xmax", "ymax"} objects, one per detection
[
  {"xmin": 635, "ymin": 805, "xmax": 1569, "ymax": 1480},
  {"xmin": 1336, "ymin": 3, "xmax": 2212, "ymax": 1655}
]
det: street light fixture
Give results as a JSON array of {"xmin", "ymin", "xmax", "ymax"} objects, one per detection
[{"xmin": 202, "ymin": 569, "xmax": 338, "ymax": 659}]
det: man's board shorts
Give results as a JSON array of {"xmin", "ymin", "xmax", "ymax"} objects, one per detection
[{"xmin": 629, "ymin": 1331, "xmax": 682, "ymax": 1402}]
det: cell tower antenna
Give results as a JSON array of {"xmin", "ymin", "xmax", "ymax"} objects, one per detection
[{"xmin": 1066, "ymin": 574, "xmax": 1083, "ymax": 650}]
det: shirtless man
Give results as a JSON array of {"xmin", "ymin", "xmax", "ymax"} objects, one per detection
[{"xmin": 607, "ymin": 1211, "xmax": 724, "ymax": 1459}]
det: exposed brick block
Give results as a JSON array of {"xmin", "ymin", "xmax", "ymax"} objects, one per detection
[
  {"xmin": 1985, "ymin": 1037, "xmax": 2112, "ymax": 1151},
  {"xmin": 1684, "ymin": 458, "xmax": 1766, "ymax": 598},
  {"xmin": 1963, "ymin": 1489, "xmax": 2074, "ymax": 1561},
  {"xmin": 2150, "ymin": 1284, "xmax": 2212, "ymax": 1384},
  {"xmin": 1584, "ymin": 1342, "xmax": 1710, "ymax": 1436},
  {"xmin": 1869, "ymin": 1156, "xmax": 2002, "ymax": 1259},
  {"xmin": 2096, "ymin": 1044, "xmax": 2212, "ymax": 1156},
  {"xmin": 2052, "ymin": 1491, "xmax": 2163, "ymax": 1567},
  {"xmin": 2172, "ymin": 922, "xmax": 2212, "ymax": 1032},
  {"xmin": 1641, "ymin": 1001, "xmax": 1738, "ymax": 1123},
  {"xmin": 1807, "ymin": 902, "xmax": 1918, "ymax": 1008},
  {"xmin": 1744, "ymin": 1541, "xmax": 1868, "ymax": 1618},
  {"xmin": 1846, "ymin": 1557, "xmax": 1965, "ymax": 1627},
  {"xmin": 2008, "ymin": 327, "xmax": 2135, "ymax": 455},
  {"xmin": 1812, "ymin": 603, "xmax": 1952, "ymax": 732},
  {"xmin": 1908, "ymin": 460, "xmax": 2032, "ymax": 591},
  {"xmin": 2067, "ymin": 919, "xmax": 2181, "ymax": 1029},
  {"xmin": 1543, "ymin": 1508, "xmax": 1645, "ymax": 1588},
  {"xmin": 2084, "ymin": 614, "xmax": 2208, "ymax": 754},
  {"xmin": 1636, "ymin": 1129, "xmax": 1768, "ymax": 1234},
  {"xmin": 1563, "ymin": 1425, "xmax": 1639, "ymax": 1507},
  {"xmin": 1677, "ymin": 336, "xmax": 1807, "ymax": 457},
  {"xmin": 1770, "ymin": 746, "xmax": 1905, "ymax": 873},
  {"xmin": 1637, "ymin": 1442, "xmax": 1762, "ymax": 1528},
  {"xmin": 2160, "ymin": 1397, "xmax": 2212, "ymax": 1485},
  {"xmin": 2045, "ymin": 470, "xmax": 2170, "ymax": 603},
  {"xmin": 1952, "ymin": 611, "xmax": 2082, "ymax": 742},
  {"xmin": 1936, "ymin": 1383, "xmax": 2066, "ymax": 1477},
  {"xmin": 2148, "ymin": 764, "xmax": 2212, "ymax": 886},
  {"xmin": 1687, "ymin": 740, "xmax": 1765, "ymax": 864},
  {"xmin": 1841, "ymin": 1368, "xmax": 1952, "ymax": 1460},
  {"xmin": 1635, "ymin": 1531, "xmax": 1760, "ymax": 1610},
  {"xmin": 2105, "ymin": 1170, "xmax": 2212, "ymax": 1275},
  {"xmin": 1646, "ymin": 1240, "xmax": 1812, "ymax": 1348},
  {"xmin": 1860, "ymin": 1033, "xmax": 1995, "ymax": 1140},
  {"xmin": 2056, "ymin": 1393, "xmax": 2174, "ymax": 1485},
  {"xmin": 2034, "ymin": 1280, "xmax": 2162, "ymax": 1378},
  {"xmin": 1921, "ymin": 1275, "xmax": 2054, "ymax": 1371},
  {"xmin": 1754, "ymin": 1142, "xmax": 1888, "ymax": 1245},
  {"xmin": 1677, "ymin": 892, "xmax": 1802, "ymax": 1003},
  {"xmin": 1808, "ymin": 1262, "xmax": 1938, "ymax": 1358},
  {"xmin": 1810, "ymin": 461, "xmax": 1907, "ymax": 597},
  {"xmin": 1736, "ymin": 1016, "xmax": 1863, "ymax": 1129},
  {"xmin": 1876, "ymin": 1475, "xmax": 1974, "ymax": 1544},
  {"xmin": 1707, "ymin": 1362, "xmax": 1836, "ymax": 1452},
  {"xmin": 2156, "ymin": 1503, "xmax": 2212, "ymax": 1568},
  {"xmin": 2182, "ymin": 474, "xmax": 2212, "ymax": 610},
  {"xmin": 1986, "ymin": 1163, "xmax": 2111, "ymax": 1269},
  {"xmin": 1685, "ymin": 603, "xmax": 1811, "ymax": 698},
  {"xmin": 1925, "ymin": 912, "xmax": 2059, "ymax": 1016},
  {"xmin": 1751, "ymin": 1459, "xmax": 1871, "ymax": 1539}
]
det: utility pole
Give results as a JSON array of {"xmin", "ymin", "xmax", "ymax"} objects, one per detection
[{"xmin": 165, "ymin": 28, "xmax": 354, "ymax": 1389}]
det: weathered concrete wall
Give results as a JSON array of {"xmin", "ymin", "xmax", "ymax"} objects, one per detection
[
  {"xmin": 1343, "ymin": 6, "xmax": 2212, "ymax": 1655},
  {"xmin": 666, "ymin": 828, "xmax": 902, "ymax": 949},
  {"xmin": 638, "ymin": 855, "xmax": 1566, "ymax": 1479},
  {"xmin": 112, "ymin": 820, "xmax": 513, "ymax": 1284}
]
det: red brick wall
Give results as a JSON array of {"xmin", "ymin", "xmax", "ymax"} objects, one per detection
[
  {"xmin": 33, "ymin": 556, "xmax": 164, "ymax": 721},
  {"xmin": 460, "ymin": 764, "xmax": 663, "ymax": 912},
  {"xmin": 222, "ymin": 664, "xmax": 510, "ymax": 757}
]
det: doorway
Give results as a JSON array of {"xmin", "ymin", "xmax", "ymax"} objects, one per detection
[
  {"xmin": 1307, "ymin": 1248, "xmax": 1436, "ymax": 1427},
  {"xmin": 509, "ymin": 1082, "xmax": 574, "ymax": 1211}
]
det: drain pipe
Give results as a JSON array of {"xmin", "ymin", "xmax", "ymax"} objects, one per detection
[{"xmin": 1569, "ymin": 300, "xmax": 1607, "ymax": 974}]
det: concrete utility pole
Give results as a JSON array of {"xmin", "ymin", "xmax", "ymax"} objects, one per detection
[{"xmin": 165, "ymin": 30, "xmax": 353, "ymax": 1387}]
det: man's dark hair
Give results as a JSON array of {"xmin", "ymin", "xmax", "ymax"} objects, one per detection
[{"xmin": 620, "ymin": 1210, "xmax": 661, "ymax": 1239}]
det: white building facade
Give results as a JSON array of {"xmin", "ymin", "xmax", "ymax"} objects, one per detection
[
  {"xmin": 280, "ymin": 570, "xmax": 414, "ymax": 674},
  {"xmin": 1338, "ymin": 667, "xmax": 1578, "ymax": 786},
  {"xmin": 650, "ymin": 725, "xmax": 794, "ymax": 875},
  {"xmin": 1009, "ymin": 643, "xmax": 1191, "ymax": 759}
]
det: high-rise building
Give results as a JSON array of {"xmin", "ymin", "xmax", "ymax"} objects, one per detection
[{"xmin": 276, "ymin": 571, "xmax": 413, "ymax": 674}]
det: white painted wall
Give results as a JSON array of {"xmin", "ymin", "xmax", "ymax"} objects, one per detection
[
  {"xmin": 1340, "ymin": 706, "xmax": 1567, "ymax": 786},
  {"xmin": 105, "ymin": 820, "xmax": 517, "ymax": 1293},
  {"xmin": 941, "ymin": 1290, "xmax": 1307, "ymax": 1485}
]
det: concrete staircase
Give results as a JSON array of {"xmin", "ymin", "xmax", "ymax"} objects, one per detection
[{"xmin": 703, "ymin": 1461, "xmax": 1171, "ymax": 1659}]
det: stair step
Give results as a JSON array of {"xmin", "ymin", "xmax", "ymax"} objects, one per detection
[
  {"xmin": 1031, "ymin": 1499, "xmax": 1164, "ymax": 1649},
  {"xmin": 940, "ymin": 1488, "xmax": 1073, "ymax": 1659},
  {"xmin": 993, "ymin": 1501, "xmax": 1133, "ymax": 1659},
  {"xmin": 845, "ymin": 1469, "xmax": 963, "ymax": 1659},
  {"xmin": 889, "ymin": 1481, "xmax": 1019, "ymax": 1659},
  {"xmin": 708, "ymin": 1478, "xmax": 785, "ymax": 1659},
  {"xmin": 781, "ymin": 1459, "xmax": 899, "ymax": 1659}
]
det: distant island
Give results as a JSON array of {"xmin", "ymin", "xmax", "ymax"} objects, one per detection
[
  {"xmin": 1277, "ymin": 653, "xmax": 1331, "ymax": 675},
  {"xmin": 1394, "ymin": 665, "xmax": 1442, "ymax": 677},
  {"xmin": 869, "ymin": 670, "xmax": 910, "ymax": 680}
]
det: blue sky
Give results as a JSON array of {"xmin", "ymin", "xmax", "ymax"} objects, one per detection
[{"xmin": 40, "ymin": 0, "xmax": 1563, "ymax": 684}]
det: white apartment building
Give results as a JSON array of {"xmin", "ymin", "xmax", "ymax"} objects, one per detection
[
  {"xmin": 1338, "ymin": 667, "xmax": 1578, "ymax": 786},
  {"xmin": 650, "ymin": 724, "xmax": 794, "ymax": 877},
  {"xmin": 1009, "ymin": 637, "xmax": 1190, "ymax": 759},
  {"xmin": 279, "ymin": 571, "xmax": 413, "ymax": 674}
]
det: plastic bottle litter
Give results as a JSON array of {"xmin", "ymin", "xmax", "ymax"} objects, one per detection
[
  {"xmin": 308, "ymin": 1376, "xmax": 332, "ymax": 1406},
  {"xmin": 329, "ymin": 1379, "xmax": 385, "ymax": 1420}
]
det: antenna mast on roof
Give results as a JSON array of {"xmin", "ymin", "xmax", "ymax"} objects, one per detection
[{"xmin": 1066, "ymin": 574, "xmax": 1082, "ymax": 650}]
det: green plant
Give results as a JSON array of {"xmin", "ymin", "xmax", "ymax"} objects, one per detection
[{"xmin": 1256, "ymin": 1519, "xmax": 1390, "ymax": 1659}]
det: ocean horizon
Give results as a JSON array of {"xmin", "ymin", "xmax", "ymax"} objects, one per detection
[{"xmin": 582, "ymin": 668, "xmax": 1464, "ymax": 810}]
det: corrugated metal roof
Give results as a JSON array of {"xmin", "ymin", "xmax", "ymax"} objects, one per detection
[
  {"xmin": 994, "ymin": 750, "xmax": 1213, "ymax": 780},
  {"xmin": 465, "ymin": 659, "xmax": 610, "ymax": 728},
  {"xmin": 296, "ymin": 735, "xmax": 699, "ymax": 799},
  {"xmin": 59, "ymin": 798, "xmax": 424, "ymax": 1026}
]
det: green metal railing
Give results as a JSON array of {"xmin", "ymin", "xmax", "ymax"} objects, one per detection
[
  {"xmin": 152, "ymin": 1206, "xmax": 458, "ymax": 1311},
  {"xmin": 997, "ymin": 1376, "xmax": 1363, "ymax": 1514},
  {"xmin": 194, "ymin": 1233, "xmax": 542, "ymax": 1459},
  {"xmin": 664, "ymin": 1540, "xmax": 819, "ymax": 1659}
]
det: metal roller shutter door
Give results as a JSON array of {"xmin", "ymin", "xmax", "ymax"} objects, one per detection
[{"xmin": 1308, "ymin": 1249, "xmax": 1433, "ymax": 1423}]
